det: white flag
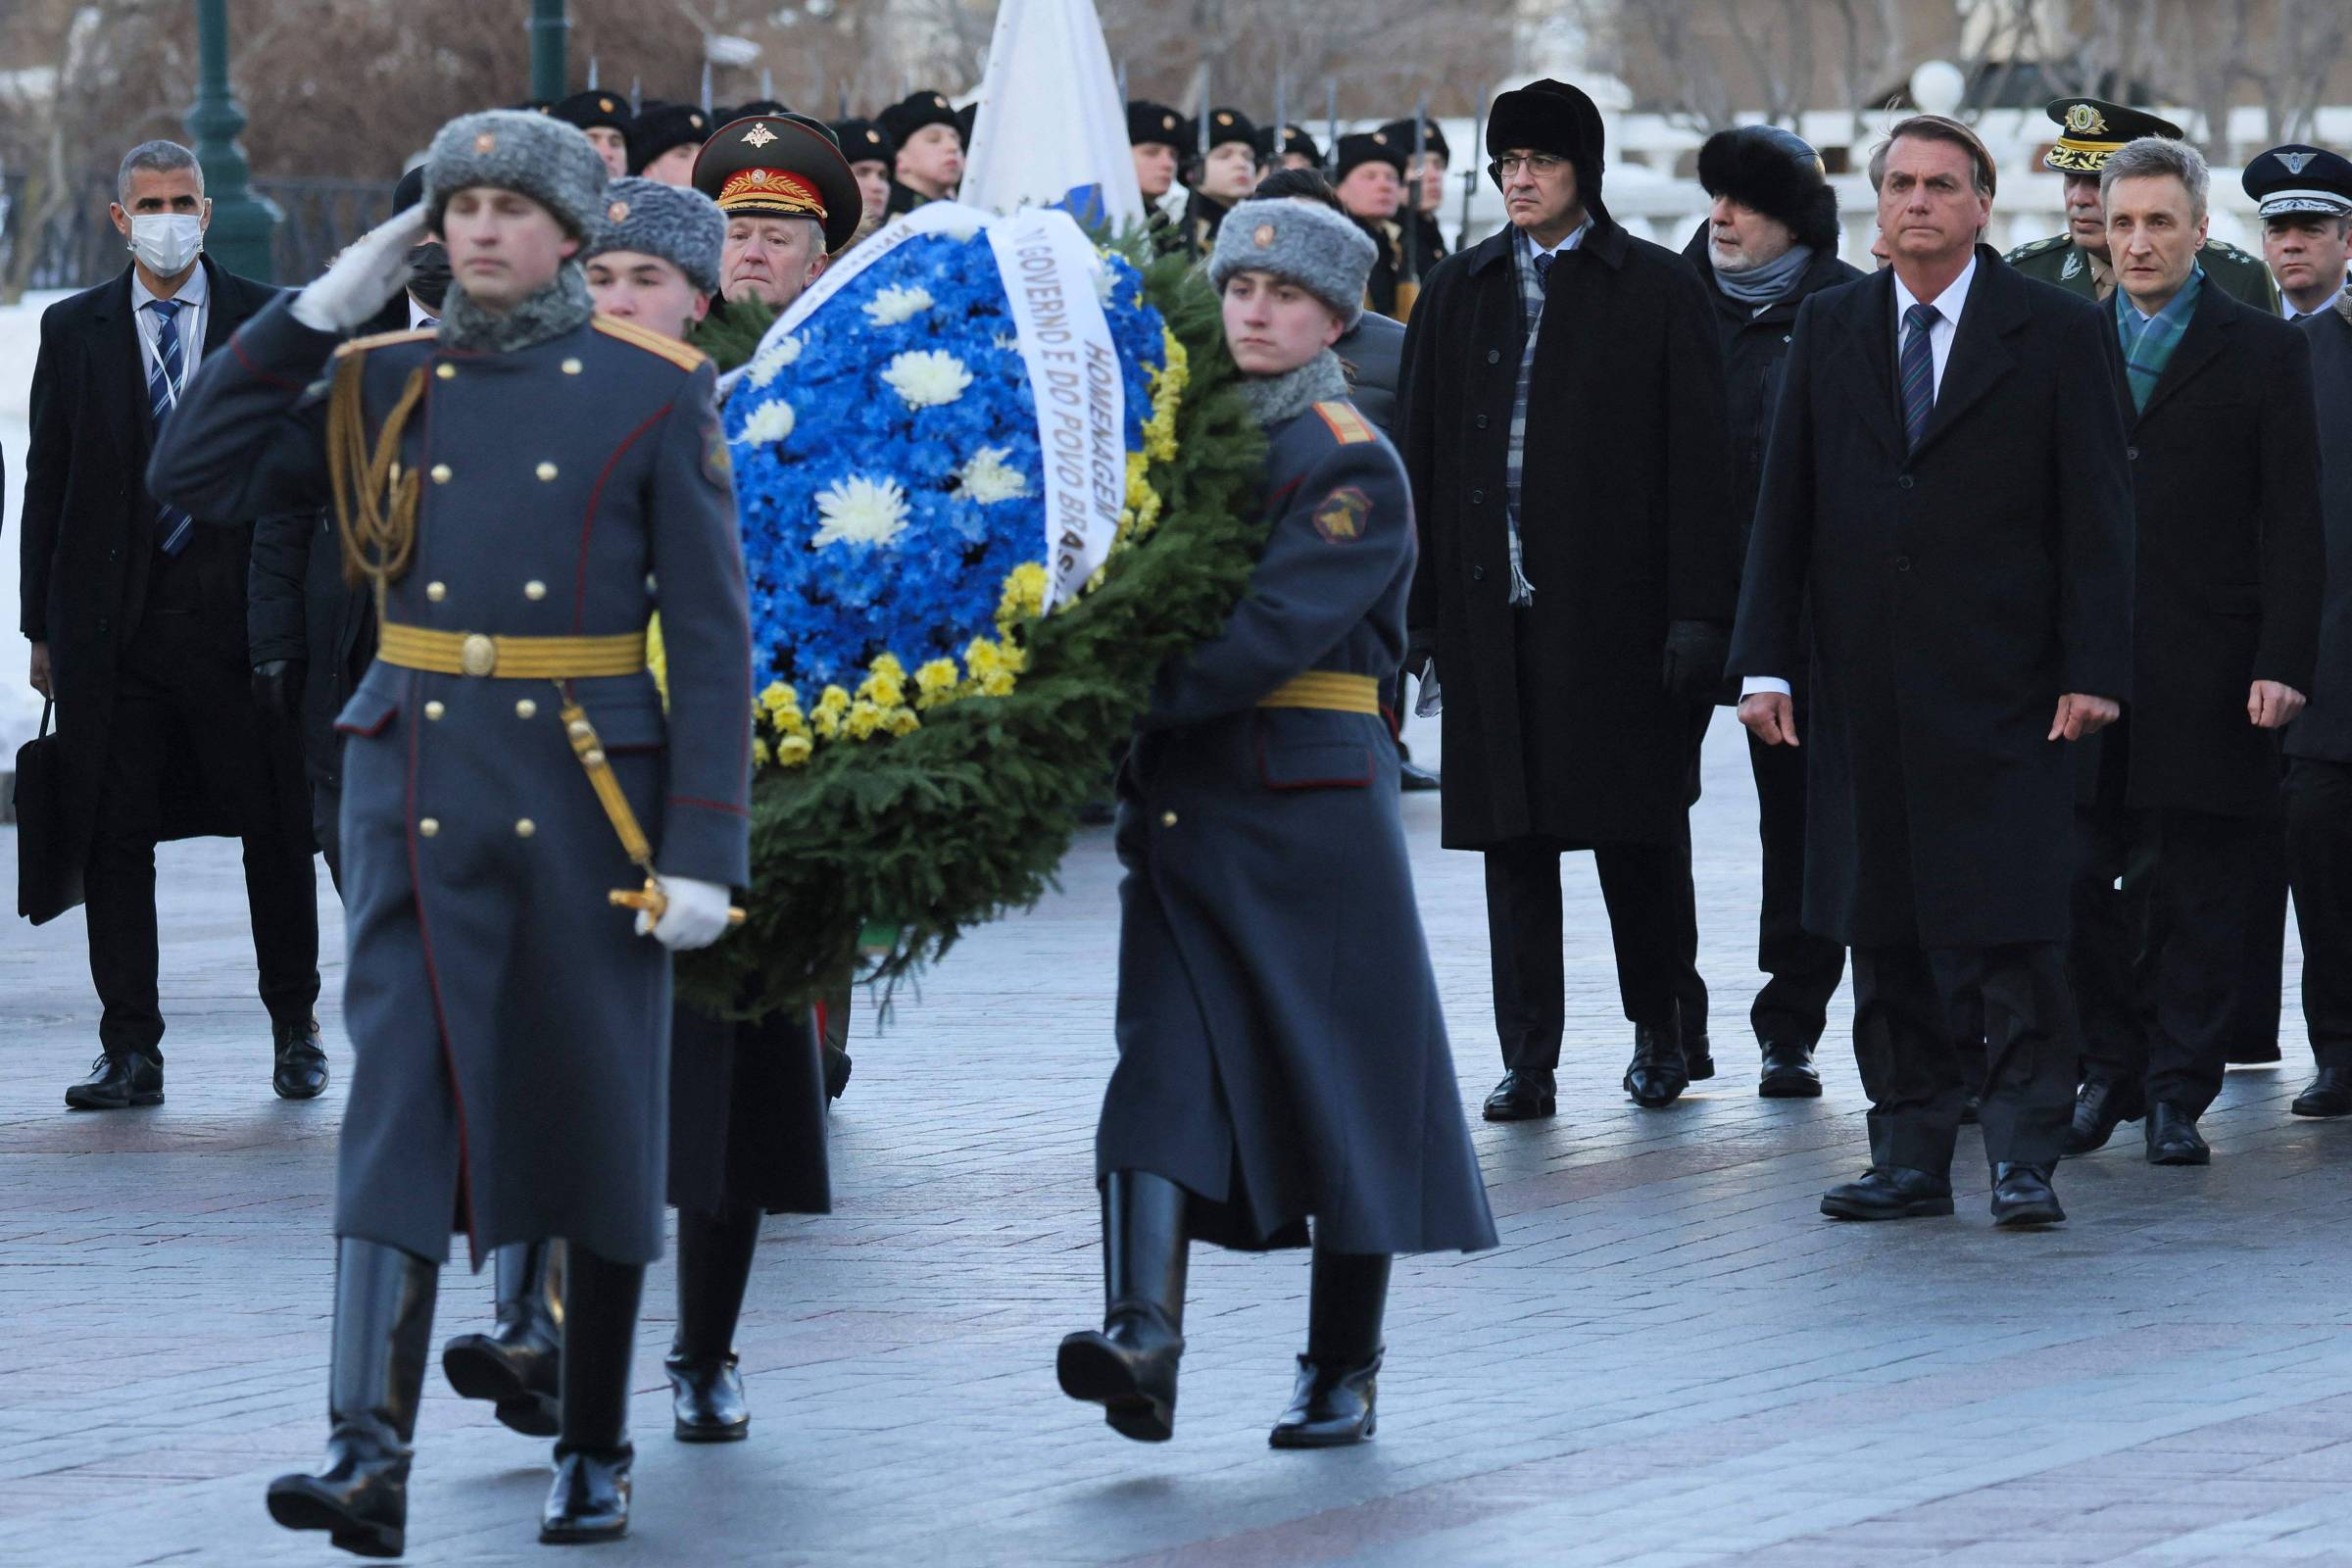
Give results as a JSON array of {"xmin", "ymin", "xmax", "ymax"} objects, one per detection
[{"xmin": 958, "ymin": 0, "xmax": 1146, "ymax": 231}]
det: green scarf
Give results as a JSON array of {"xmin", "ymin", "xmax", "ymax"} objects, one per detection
[{"xmin": 2115, "ymin": 265, "xmax": 2202, "ymax": 412}]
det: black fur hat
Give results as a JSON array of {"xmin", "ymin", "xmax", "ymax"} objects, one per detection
[
  {"xmin": 1486, "ymin": 78, "xmax": 1608, "ymax": 220},
  {"xmin": 1696, "ymin": 125, "xmax": 1838, "ymax": 254}
]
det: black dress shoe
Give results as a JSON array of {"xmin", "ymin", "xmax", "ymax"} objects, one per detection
[
  {"xmin": 1757, "ymin": 1040, "xmax": 1821, "ymax": 1099},
  {"xmin": 1683, "ymin": 1030, "xmax": 1716, "ymax": 1082},
  {"xmin": 1397, "ymin": 758, "xmax": 1442, "ymax": 792},
  {"xmin": 822, "ymin": 1042, "xmax": 853, "ymax": 1102},
  {"xmin": 2062, "ymin": 1077, "xmax": 2144, "ymax": 1157},
  {"xmin": 64, "ymin": 1052, "xmax": 163, "ymax": 1110},
  {"xmin": 1268, "ymin": 1353, "xmax": 1379, "ymax": 1447},
  {"xmin": 1058, "ymin": 1303, "xmax": 1183, "ymax": 1442},
  {"xmin": 1623, "ymin": 1021, "xmax": 1689, "ymax": 1108},
  {"xmin": 540, "ymin": 1447, "xmax": 631, "ymax": 1544},
  {"xmin": 2291, "ymin": 1066, "xmax": 2352, "ymax": 1118},
  {"xmin": 1482, "ymin": 1067, "xmax": 1556, "ymax": 1121},
  {"xmin": 2145, "ymin": 1102, "xmax": 2211, "ymax": 1165},
  {"xmin": 1990, "ymin": 1162, "xmax": 2065, "ymax": 1226},
  {"xmin": 1820, "ymin": 1166, "xmax": 1954, "ymax": 1220},
  {"xmin": 666, "ymin": 1351, "xmax": 749, "ymax": 1442},
  {"xmin": 272, "ymin": 1018, "xmax": 329, "ymax": 1101}
]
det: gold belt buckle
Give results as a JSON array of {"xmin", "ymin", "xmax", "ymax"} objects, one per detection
[{"xmin": 459, "ymin": 633, "xmax": 497, "ymax": 677}]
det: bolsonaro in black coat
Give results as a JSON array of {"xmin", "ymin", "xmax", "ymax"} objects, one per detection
[
  {"xmin": 2076, "ymin": 282, "xmax": 2324, "ymax": 814},
  {"xmin": 1729, "ymin": 247, "xmax": 2134, "ymax": 950},
  {"xmin": 1400, "ymin": 219, "xmax": 1736, "ymax": 851}
]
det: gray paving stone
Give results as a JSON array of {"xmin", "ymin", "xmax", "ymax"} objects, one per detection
[{"xmin": 3, "ymin": 711, "xmax": 2348, "ymax": 1566}]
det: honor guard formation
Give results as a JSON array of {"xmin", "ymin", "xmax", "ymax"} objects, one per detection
[{"xmin": 12, "ymin": 41, "xmax": 2352, "ymax": 1561}]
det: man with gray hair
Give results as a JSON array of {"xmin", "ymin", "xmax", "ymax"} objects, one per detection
[
  {"xmin": 21, "ymin": 138, "xmax": 322, "ymax": 1112},
  {"xmin": 2063, "ymin": 135, "xmax": 2325, "ymax": 1166}
]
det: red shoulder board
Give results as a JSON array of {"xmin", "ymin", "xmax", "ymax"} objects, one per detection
[{"xmin": 1310, "ymin": 400, "xmax": 1377, "ymax": 445}]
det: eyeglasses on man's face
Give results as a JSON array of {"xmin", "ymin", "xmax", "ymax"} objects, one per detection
[{"xmin": 1489, "ymin": 153, "xmax": 1567, "ymax": 180}]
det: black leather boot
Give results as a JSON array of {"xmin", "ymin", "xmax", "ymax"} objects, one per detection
[
  {"xmin": 667, "ymin": 1201, "xmax": 760, "ymax": 1442},
  {"xmin": 1057, "ymin": 1170, "xmax": 1188, "ymax": 1442},
  {"xmin": 1270, "ymin": 1246, "xmax": 1390, "ymax": 1448},
  {"xmin": 440, "ymin": 1241, "xmax": 564, "ymax": 1436},
  {"xmin": 1623, "ymin": 1005, "xmax": 1690, "ymax": 1108},
  {"xmin": 541, "ymin": 1245, "xmax": 644, "ymax": 1544},
  {"xmin": 267, "ymin": 1239, "xmax": 438, "ymax": 1559}
]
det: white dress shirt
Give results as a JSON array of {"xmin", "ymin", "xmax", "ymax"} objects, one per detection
[
  {"xmin": 1741, "ymin": 253, "xmax": 1980, "ymax": 701},
  {"xmin": 2283, "ymin": 276, "xmax": 2347, "ymax": 322},
  {"xmin": 408, "ymin": 294, "xmax": 440, "ymax": 330},
  {"xmin": 130, "ymin": 263, "xmax": 209, "ymax": 405}
]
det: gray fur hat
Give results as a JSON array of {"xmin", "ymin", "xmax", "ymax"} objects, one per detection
[
  {"xmin": 1206, "ymin": 198, "xmax": 1377, "ymax": 328},
  {"xmin": 424, "ymin": 109, "xmax": 609, "ymax": 239},
  {"xmin": 582, "ymin": 177, "xmax": 724, "ymax": 295}
]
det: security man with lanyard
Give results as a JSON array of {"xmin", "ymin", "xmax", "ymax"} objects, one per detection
[
  {"xmin": 146, "ymin": 109, "xmax": 751, "ymax": 1553},
  {"xmin": 2007, "ymin": 97, "xmax": 2277, "ymax": 311}
]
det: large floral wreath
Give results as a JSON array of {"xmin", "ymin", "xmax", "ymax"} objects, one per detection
[{"xmin": 673, "ymin": 229, "xmax": 1265, "ymax": 1021}]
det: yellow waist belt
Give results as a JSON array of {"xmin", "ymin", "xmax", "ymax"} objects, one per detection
[
  {"xmin": 377, "ymin": 622, "xmax": 648, "ymax": 680},
  {"xmin": 1255, "ymin": 670, "xmax": 1382, "ymax": 715}
]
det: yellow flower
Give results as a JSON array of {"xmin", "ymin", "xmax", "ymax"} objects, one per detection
[
  {"xmin": 759, "ymin": 680, "xmax": 799, "ymax": 714},
  {"xmin": 979, "ymin": 669, "xmax": 1015, "ymax": 698},
  {"xmin": 994, "ymin": 562, "xmax": 1049, "ymax": 634},
  {"xmin": 814, "ymin": 684, "xmax": 851, "ymax": 718},
  {"xmin": 845, "ymin": 699, "xmax": 884, "ymax": 739},
  {"xmin": 868, "ymin": 652, "xmax": 906, "ymax": 681},
  {"xmin": 886, "ymin": 708, "xmax": 921, "ymax": 736},
  {"xmin": 647, "ymin": 614, "xmax": 670, "ymax": 707},
  {"xmin": 858, "ymin": 669, "xmax": 906, "ymax": 709},
  {"xmin": 963, "ymin": 638, "xmax": 1003, "ymax": 677},
  {"xmin": 751, "ymin": 736, "xmax": 771, "ymax": 767},
  {"xmin": 776, "ymin": 734, "xmax": 813, "ymax": 766},
  {"xmin": 915, "ymin": 658, "xmax": 959, "ymax": 693},
  {"xmin": 810, "ymin": 706, "xmax": 840, "ymax": 739}
]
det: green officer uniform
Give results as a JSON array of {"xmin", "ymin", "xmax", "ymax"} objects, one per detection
[{"xmin": 2006, "ymin": 98, "xmax": 2278, "ymax": 312}]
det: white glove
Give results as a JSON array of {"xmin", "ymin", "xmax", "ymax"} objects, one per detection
[
  {"xmin": 636, "ymin": 875, "xmax": 734, "ymax": 951},
  {"xmin": 292, "ymin": 203, "xmax": 431, "ymax": 334}
]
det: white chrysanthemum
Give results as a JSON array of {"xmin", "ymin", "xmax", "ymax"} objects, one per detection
[
  {"xmin": 811, "ymin": 475, "xmax": 911, "ymax": 548},
  {"xmin": 1092, "ymin": 266, "xmax": 1116, "ymax": 303},
  {"xmin": 934, "ymin": 214, "xmax": 982, "ymax": 242},
  {"xmin": 863, "ymin": 285, "xmax": 934, "ymax": 325},
  {"xmin": 745, "ymin": 334, "xmax": 803, "ymax": 388},
  {"xmin": 882, "ymin": 349, "xmax": 973, "ymax": 408},
  {"xmin": 958, "ymin": 447, "xmax": 1030, "ymax": 504},
  {"xmin": 735, "ymin": 398, "xmax": 795, "ymax": 447}
]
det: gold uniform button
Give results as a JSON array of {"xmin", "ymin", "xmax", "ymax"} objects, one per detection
[
  {"xmin": 417, "ymin": 817, "xmax": 440, "ymax": 837},
  {"xmin": 430, "ymin": 464, "xmax": 452, "ymax": 484},
  {"xmin": 1160, "ymin": 810, "xmax": 1178, "ymax": 827},
  {"xmin": 514, "ymin": 818, "xmax": 536, "ymax": 839},
  {"xmin": 424, "ymin": 581, "xmax": 447, "ymax": 602},
  {"xmin": 423, "ymin": 700, "xmax": 446, "ymax": 720},
  {"xmin": 562, "ymin": 358, "xmax": 583, "ymax": 375},
  {"xmin": 515, "ymin": 698, "xmax": 538, "ymax": 719},
  {"xmin": 434, "ymin": 363, "xmax": 456, "ymax": 380},
  {"xmin": 523, "ymin": 580, "xmax": 548, "ymax": 601},
  {"xmin": 535, "ymin": 462, "xmax": 559, "ymax": 481}
]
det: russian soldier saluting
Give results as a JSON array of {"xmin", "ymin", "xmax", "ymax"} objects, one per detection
[{"xmin": 146, "ymin": 110, "xmax": 751, "ymax": 1553}]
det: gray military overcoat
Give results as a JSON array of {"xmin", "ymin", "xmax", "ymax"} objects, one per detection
[
  {"xmin": 149, "ymin": 296, "xmax": 753, "ymax": 1267},
  {"xmin": 1097, "ymin": 395, "xmax": 1496, "ymax": 1256}
]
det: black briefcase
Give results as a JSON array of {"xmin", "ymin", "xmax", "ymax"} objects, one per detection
[{"xmin": 15, "ymin": 699, "xmax": 84, "ymax": 925}]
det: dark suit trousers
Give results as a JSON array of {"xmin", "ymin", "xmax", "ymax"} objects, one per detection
[
  {"xmin": 1851, "ymin": 941, "xmax": 2075, "ymax": 1173},
  {"xmin": 85, "ymin": 606, "xmax": 320, "ymax": 1060},
  {"xmin": 2287, "ymin": 758, "xmax": 2352, "ymax": 1067},
  {"xmin": 1745, "ymin": 692, "xmax": 1846, "ymax": 1048},
  {"xmin": 2071, "ymin": 802, "xmax": 2276, "ymax": 1115}
]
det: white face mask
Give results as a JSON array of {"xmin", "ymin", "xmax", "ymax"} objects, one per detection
[{"xmin": 127, "ymin": 212, "xmax": 205, "ymax": 276}]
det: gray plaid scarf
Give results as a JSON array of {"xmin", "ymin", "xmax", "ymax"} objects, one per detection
[{"xmin": 1505, "ymin": 220, "xmax": 1589, "ymax": 606}]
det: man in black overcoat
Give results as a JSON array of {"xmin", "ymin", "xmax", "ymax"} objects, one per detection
[
  {"xmin": 2063, "ymin": 137, "xmax": 2324, "ymax": 1166},
  {"xmin": 1401, "ymin": 78, "xmax": 1737, "ymax": 1119},
  {"xmin": 20, "ymin": 140, "xmax": 320, "ymax": 1109},
  {"xmin": 1684, "ymin": 124, "xmax": 1864, "ymax": 1099},
  {"xmin": 1730, "ymin": 116, "xmax": 2133, "ymax": 1227},
  {"xmin": 2284, "ymin": 273, "xmax": 2352, "ymax": 1117}
]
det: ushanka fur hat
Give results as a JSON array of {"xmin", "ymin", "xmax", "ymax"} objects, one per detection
[
  {"xmin": 581, "ymin": 177, "xmax": 723, "ymax": 295},
  {"xmin": 1697, "ymin": 125, "xmax": 1839, "ymax": 253},
  {"xmin": 1208, "ymin": 197, "xmax": 1378, "ymax": 329},
  {"xmin": 1486, "ymin": 78, "xmax": 1609, "ymax": 220},
  {"xmin": 424, "ymin": 109, "xmax": 609, "ymax": 239}
]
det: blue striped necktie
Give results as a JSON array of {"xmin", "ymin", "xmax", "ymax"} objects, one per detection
[
  {"xmin": 1898, "ymin": 301, "xmax": 1938, "ymax": 452},
  {"xmin": 147, "ymin": 297, "xmax": 194, "ymax": 556}
]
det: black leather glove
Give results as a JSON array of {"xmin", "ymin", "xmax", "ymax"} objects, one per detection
[
  {"xmin": 252, "ymin": 659, "xmax": 306, "ymax": 722},
  {"xmin": 1660, "ymin": 620, "xmax": 1730, "ymax": 702}
]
